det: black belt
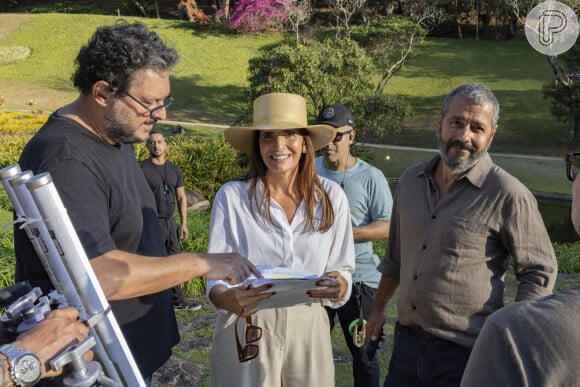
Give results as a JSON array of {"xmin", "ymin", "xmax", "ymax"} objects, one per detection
[{"xmin": 396, "ymin": 322, "xmax": 433, "ymax": 338}]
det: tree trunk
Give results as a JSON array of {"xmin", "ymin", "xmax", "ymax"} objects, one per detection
[
  {"xmin": 223, "ymin": 0, "xmax": 230, "ymax": 18},
  {"xmin": 153, "ymin": 0, "xmax": 160, "ymax": 18},
  {"xmin": 130, "ymin": 0, "xmax": 148, "ymax": 17},
  {"xmin": 475, "ymin": 0, "xmax": 479, "ymax": 40}
]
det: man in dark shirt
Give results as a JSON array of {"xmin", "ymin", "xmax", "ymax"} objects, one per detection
[
  {"xmin": 14, "ymin": 21, "xmax": 259, "ymax": 385},
  {"xmin": 367, "ymin": 82, "xmax": 557, "ymax": 386},
  {"xmin": 141, "ymin": 130, "xmax": 201, "ymax": 310}
]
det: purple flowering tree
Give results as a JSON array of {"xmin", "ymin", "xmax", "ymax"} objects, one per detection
[{"xmin": 229, "ymin": 0, "xmax": 287, "ymax": 32}]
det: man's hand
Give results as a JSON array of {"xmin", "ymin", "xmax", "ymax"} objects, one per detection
[
  {"xmin": 12, "ymin": 307, "xmax": 92, "ymax": 379},
  {"xmin": 201, "ymin": 253, "xmax": 262, "ymax": 285},
  {"xmin": 366, "ymin": 308, "xmax": 386, "ymax": 344},
  {"xmin": 210, "ymin": 283, "xmax": 275, "ymax": 315},
  {"xmin": 180, "ymin": 223, "xmax": 189, "ymax": 241}
]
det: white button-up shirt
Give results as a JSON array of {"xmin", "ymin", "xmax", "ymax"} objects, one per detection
[{"xmin": 207, "ymin": 176, "xmax": 355, "ymax": 311}]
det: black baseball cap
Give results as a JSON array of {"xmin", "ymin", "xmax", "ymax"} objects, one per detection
[{"xmin": 316, "ymin": 104, "xmax": 355, "ymax": 128}]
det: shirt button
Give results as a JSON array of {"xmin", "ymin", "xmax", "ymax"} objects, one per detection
[{"xmin": 413, "ymin": 275, "xmax": 418, "ymax": 280}]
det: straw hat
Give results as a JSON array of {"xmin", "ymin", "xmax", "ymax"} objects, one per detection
[{"xmin": 225, "ymin": 93, "xmax": 336, "ymax": 154}]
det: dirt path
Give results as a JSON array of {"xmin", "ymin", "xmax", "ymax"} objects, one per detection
[{"xmin": 0, "ymin": 14, "xmax": 31, "ymax": 40}]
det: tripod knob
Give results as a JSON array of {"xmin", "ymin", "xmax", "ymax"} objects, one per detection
[{"xmin": 51, "ymin": 336, "xmax": 120, "ymax": 387}]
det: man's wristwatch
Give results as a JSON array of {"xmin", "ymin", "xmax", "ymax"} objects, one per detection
[{"xmin": 0, "ymin": 343, "xmax": 42, "ymax": 386}]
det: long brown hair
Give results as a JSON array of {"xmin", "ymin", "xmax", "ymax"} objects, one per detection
[{"xmin": 247, "ymin": 130, "xmax": 334, "ymax": 232}]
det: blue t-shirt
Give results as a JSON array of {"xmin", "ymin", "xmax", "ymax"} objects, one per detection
[{"xmin": 316, "ymin": 157, "xmax": 392, "ymax": 288}]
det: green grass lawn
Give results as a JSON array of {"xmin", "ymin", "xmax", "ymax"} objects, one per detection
[
  {"xmin": 384, "ymin": 37, "xmax": 570, "ymax": 156},
  {"xmin": 0, "ymin": 13, "xmax": 573, "ymax": 156}
]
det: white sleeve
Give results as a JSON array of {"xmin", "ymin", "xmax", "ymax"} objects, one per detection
[{"xmin": 323, "ymin": 184, "xmax": 355, "ymax": 308}]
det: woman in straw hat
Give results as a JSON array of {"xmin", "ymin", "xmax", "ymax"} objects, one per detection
[{"xmin": 206, "ymin": 93, "xmax": 355, "ymax": 386}]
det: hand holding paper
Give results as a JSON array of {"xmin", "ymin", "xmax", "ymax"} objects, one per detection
[
  {"xmin": 243, "ymin": 266, "xmax": 337, "ymax": 310},
  {"xmin": 305, "ymin": 272, "xmax": 344, "ymax": 301}
]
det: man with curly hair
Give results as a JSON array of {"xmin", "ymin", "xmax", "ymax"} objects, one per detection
[{"xmin": 14, "ymin": 21, "xmax": 259, "ymax": 385}]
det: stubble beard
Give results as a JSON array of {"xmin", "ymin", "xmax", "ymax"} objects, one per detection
[{"xmin": 103, "ymin": 112, "xmax": 140, "ymax": 144}]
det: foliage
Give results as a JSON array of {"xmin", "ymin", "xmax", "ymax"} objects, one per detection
[
  {"xmin": 351, "ymin": 93, "xmax": 412, "ymax": 141},
  {"xmin": 0, "ymin": 232, "xmax": 15, "ymax": 290},
  {"xmin": 227, "ymin": 0, "xmax": 311, "ymax": 36},
  {"xmin": 179, "ymin": 210, "xmax": 211, "ymax": 297},
  {"xmin": 553, "ymin": 242, "xmax": 580, "ymax": 274},
  {"xmin": 4, "ymin": 0, "xmax": 104, "ymax": 14},
  {"xmin": 325, "ymin": 0, "xmax": 367, "ymax": 29},
  {"xmin": 0, "ymin": 111, "xmax": 47, "ymax": 211},
  {"xmin": 137, "ymin": 134, "xmax": 243, "ymax": 202},
  {"xmin": 345, "ymin": 16, "xmax": 426, "ymax": 93},
  {"xmin": 0, "ymin": 111, "xmax": 47, "ymax": 134},
  {"xmin": 247, "ymin": 36, "xmax": 412, "ymax": 138},
  {"xmin": 229, "ymin": 0, "xmax": 287, "ymax": 32},
  {"xmin": 343, "ymin": 15, "xmax": 425, "ymax": 62},
  {"xmin": 248, "ymin": 37, "xmax": 375, "ymax": 115},
  {"xmin": 542, "ymin": 42, "xmax": 580, "ymax": 147}
]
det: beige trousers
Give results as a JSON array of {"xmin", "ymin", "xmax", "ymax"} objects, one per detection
[{"xmin": 210, "ymin": 303, "xmax": 335, "ymax": 387}]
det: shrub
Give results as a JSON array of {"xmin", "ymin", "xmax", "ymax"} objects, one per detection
[
  {"xmin": 137, "ymin": 134, "xmax": 243, "ymax": 202},
  {"xmin": 248, "ymin": 37, "xmax": 375, "ymax": 115},
  {"xmin": 247, "ymin": 36, "xmax": 412, "ymax": 139},
  {"xmin": 0, "ymin": 233, "xmax": 15, "ymax": 290},
  {"xmin": 0, "ymin": 111, "xmax": 48, "ymax": 211},
  {"xmin": 180, "ymin": 210, "xmax": 211, "ymax": 297},
  {"xmin": 0, "ymin": 111, "xmax": 47, "ymax": 134}
]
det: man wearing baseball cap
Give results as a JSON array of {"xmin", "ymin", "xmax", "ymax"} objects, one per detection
[{"xmin": 316, "ymin": 104, "xmax": 393, "ymax": 387}]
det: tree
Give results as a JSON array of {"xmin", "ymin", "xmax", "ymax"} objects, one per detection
[
  {"xmin": 543, "ymin": 42, "xmax": 580, "ymax": 147},
  {"xmin": 247, "ymin": 37, "xmax": 411, "ymax": 139},
  {"xmin": 277, "ymin": 0, "xmax": 312, "ymax": 43},
  {"xmin": 248, "ymin": 38, "xmax": 375, "ymax": 112},
  {"xmin": 347, "ymin": 16, "xmax": 426, "ymax": 94},
  {"xmin": 326, "ymin": 0, "xmax": 369, "ymax": 29}
]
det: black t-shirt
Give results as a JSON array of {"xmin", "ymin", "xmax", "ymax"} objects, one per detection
[
  {"xmin": 14, "ymin": 112, "xmax": 179, "ymax": 377},
  {"xmin": 140, "ymin": 159, "xmax": 184, "ymax": 219}
]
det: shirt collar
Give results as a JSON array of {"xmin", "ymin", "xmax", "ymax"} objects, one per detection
[{"xmin": 418, "ymin": 152, "xmax": 493, "ymax": 189}]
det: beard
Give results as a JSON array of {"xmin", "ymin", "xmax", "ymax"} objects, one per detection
[
  {"xmin": 436, "ymin": 129, "xmax": 490, "ymax": 174},
  {"xmin": 103, "ymin": 114, "xmax": 139, "ymax": 143},
  {"xmin": 101, "ymin": 108, "xmax": 139, "ymax": 144}
]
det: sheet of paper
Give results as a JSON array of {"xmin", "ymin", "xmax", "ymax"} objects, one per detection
[{"xmin": 242, "ymin": 266, "xmax": 334, "ymax": 310}]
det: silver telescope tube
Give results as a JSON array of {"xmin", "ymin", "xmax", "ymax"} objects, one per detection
[
  {"xmin": 1, "ymin": 167, "xmax": 122, "ymax": 384},
  {"xmin": 8, "ymin": 170, "xmax": 80, "ymax": 301},
  {"xmin": 10, "ymin": 170, "xmax": 144, "ymax": 386}
]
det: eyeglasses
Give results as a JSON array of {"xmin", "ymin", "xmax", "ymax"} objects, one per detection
[
  {"xmin": 333, "ymin": 129, "xmax": 353, "ymax": 142},
  {"xmin": 235, "ymin": 314, "xmax": 262, "ymax": 362},
  {"xmin": 124, "ymin": 92, "xmax": 174, "ymax": 117},
  {"xmin": 565, "ymin": 152, "xmax": 580, "ymax": 181}
]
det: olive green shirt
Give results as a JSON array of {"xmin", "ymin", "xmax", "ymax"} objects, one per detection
[{"xmin": 378, "ymin": 153, "xmax": 557, "ymax": 348}]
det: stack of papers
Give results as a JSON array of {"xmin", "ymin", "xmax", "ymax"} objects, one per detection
[{"xmin": 243, "ymin": 266, "xmax": 334, "ymax": 310}]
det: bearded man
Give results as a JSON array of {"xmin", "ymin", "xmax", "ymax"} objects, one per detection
[{"xmin": 366, "ymin": 82, "xmax": 558, "ymax": 387}]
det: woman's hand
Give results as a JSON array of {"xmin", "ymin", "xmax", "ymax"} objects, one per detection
[
  {"xmin": 306, "ymin": 271, "xmax": 347, "ymax": 301},
  {"xmin": 210, "ymin": 283, "xmax": 275, "ymax": 316}
]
